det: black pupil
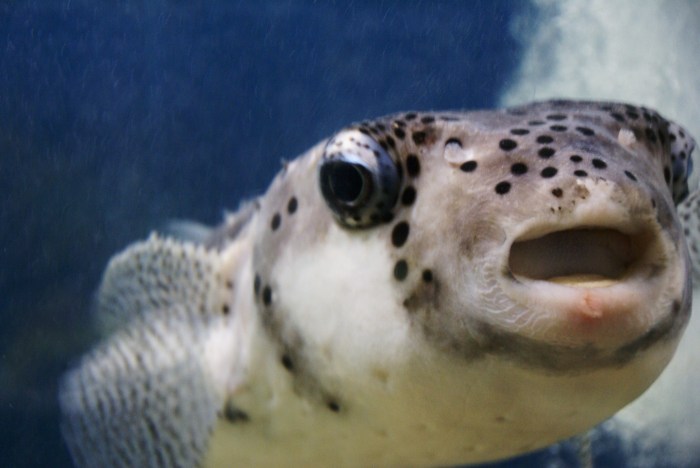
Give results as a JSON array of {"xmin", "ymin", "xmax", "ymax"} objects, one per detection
[{"xmin": 327, "ymin": 162, "xmax": 365, "ymax": 203}]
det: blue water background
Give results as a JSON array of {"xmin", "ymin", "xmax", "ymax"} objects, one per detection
[{"xmin": 0, "ymin": 1, "xmax": 620, "ymax": 466}]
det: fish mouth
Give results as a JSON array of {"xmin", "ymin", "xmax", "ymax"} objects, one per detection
[
  {"xmin": 493, "ymin": 220, "xmax": 689, "ymax": 366},
  {"xmin": 508, "ymin": 226, "xmax": 660, "ymax": 287}
]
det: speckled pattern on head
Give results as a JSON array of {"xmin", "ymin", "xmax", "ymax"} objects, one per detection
[{"xmin": 60, "ymin": 100, "xmax": 698, "ymax": 467}]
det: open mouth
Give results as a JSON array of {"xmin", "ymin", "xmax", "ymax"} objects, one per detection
[{"xmin": 508, "ymin": 227, "xmax": 657, "ymax": 287}]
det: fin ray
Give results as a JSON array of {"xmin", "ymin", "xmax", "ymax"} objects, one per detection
[
  {"xmin": 60, "ymin": 309, "xmax": 226, "ymax": 468},
  {"xmin": 96, "ymin": 234, "xmax": 222, "ymax": 333}
]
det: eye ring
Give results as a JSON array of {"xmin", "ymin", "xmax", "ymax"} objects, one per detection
[{"xmin": 319, "ymin": 130, "xmax": 401, "ymax": 228}]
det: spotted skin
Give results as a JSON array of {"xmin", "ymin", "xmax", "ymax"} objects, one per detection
[{"xmin": 61, "ymin": 100, "xmax": 697, "ymax": 467}]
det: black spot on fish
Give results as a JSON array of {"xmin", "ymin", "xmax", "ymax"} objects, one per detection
[
  {"xmin": 406, "ymin": 154, "xmax": 421, "ymax": 177},
  {"xmin": 327, "ymin": 400, "xmax": 341, "ymax": 413},
  {"xmin": 401, "ymin": 186, "xmax": 417, "ymax": 206},
  {"xmin": 510, "ymin": 128, "xmax": 530, "ymax": 135},
  {"xmin": 460, "ymin": 161, "xmax": 477, "ymax": 172},
  {"xmin": 262, "ymin": 286, "xmax": 272, "ymax": 306},
  {"xmin": 271, "ymin": 213, "xmax": 281, "ymax": 231},
  {"xmin": 281, "ymin": 354, "xmax": 294, "ymax": 371},
  {"xmin": 224, "ymin": 403, "xmax": 250, "ymax": 423},
  {"xmin": 392, "ymin": 222, "xmax": 410, "ymax": 247},
  {"xmin": 495, "ymin": 181, "xmax": 511, "ymax": 195},
  {"xmin": 538, "ymin": 147, "xmax": 556, "ymax": 158},
  {"xmin": 499, "ymin": 139, "xmax": 517, "ymax": 151},
  {"xmin": 511, "ymin": 163, "xmax": 528, "ymax": 175},
  {"xmin": 287, "ymin": 197, "xmax": 298, "ymax": 214},
  {"xmin": 394, "ymin": 260, "xmax": 408, "ymax": 281},
  {"xmin": 541, "ymin": 167, "xmax": 557, "ymax": 178},
  {"xmin": 412, "ymin": 131, "xmax": 427, "ymax": 145},
  {"xmin": 610, "ymin": 112, "xmax": 626, "ymax": 122},
  {"xmin": 254, "ymin": 274, "xmax": 261, "ymax": 296},
  {"xmin": 646, "ymin": 128, "xmax": 658, "ymax": 143},
  {"xmin": 592, "ymin": 158, "xmax": 607, "ymax": 169}
]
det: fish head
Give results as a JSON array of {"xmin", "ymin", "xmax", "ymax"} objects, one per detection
[{"xmin": 247, "ymin": 100, "xmax": 695, "ymax": 461}]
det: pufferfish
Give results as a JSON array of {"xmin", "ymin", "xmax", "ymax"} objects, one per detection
[{"xmin": 59, "ymin": 100, "xmax": 698, "ymax": 467}]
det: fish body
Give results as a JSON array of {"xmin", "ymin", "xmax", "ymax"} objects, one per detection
[{"xmin": 60, "ymin": 100, "xmax": 697, "ymax": 467}]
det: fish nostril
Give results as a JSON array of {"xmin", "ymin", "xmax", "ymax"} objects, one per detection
[{"xmin": 508, "ymin": 228, "xmax": 656, "ymax": 286}]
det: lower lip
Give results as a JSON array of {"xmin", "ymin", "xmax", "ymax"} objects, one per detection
[{"xmin": 503, "ymin": 275, "xmax": 662, "ymax": 347}]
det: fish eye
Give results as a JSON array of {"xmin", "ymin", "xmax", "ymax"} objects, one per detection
[
  {"xmin": 320, "ymin": 159, "xmax": 371, "ymax": 205},
  {"xmin": 319, "ymin": 129, "xmax": 401, "ymax": 228}
]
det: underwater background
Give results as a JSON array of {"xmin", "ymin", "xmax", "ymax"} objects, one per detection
[{"xmin": 1, "ymin": 1, "xmax": 699, "ymax": 467}]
